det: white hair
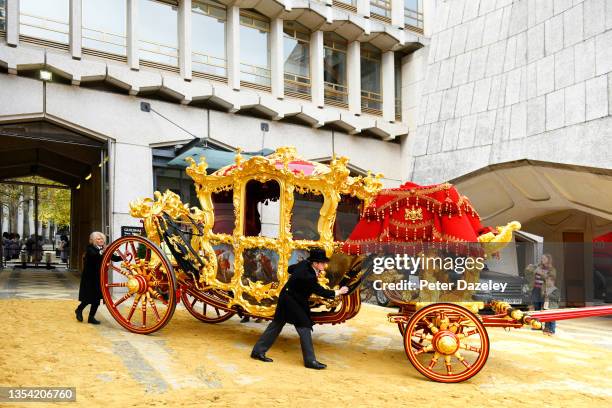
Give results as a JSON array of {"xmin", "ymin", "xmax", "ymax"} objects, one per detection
[{"xmin": 89, "ymin": 231, "xmax": 106, "ymax": 244}]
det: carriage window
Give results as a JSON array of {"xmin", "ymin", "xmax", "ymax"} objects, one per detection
[
  {"xmin": 211, "ymin": 190, "xmax": 234, "ymax": 234},
  {"xmin": 334, "ymin": 195, "xmax": 363, "ymax": 241},
  {"xmin": 244, "ymin": 179, "xmax": 280, "ymax": 238},
  {"xmin": 291, "ymin": 191, "xmax": 323, "ymax": 241}
]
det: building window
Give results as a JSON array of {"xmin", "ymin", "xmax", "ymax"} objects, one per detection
[
  {"xmin": 0, "ymin": 0, "xmax": 6, "ymax": 32},
  {"xmin": 361, "ymin": 43, "xmax": 382, "ymax": 114},
  {"xmin": 20, "ymin": 0, "xmax": 70, "ymax": 45},
  {"xmin": 82, "ymin": 0, "xmax": 127, "ymax": 57},
  {"xmin": 395, "ymin": 56, "xmax": 402, "ymax": 121},
  {"xmin": 192, "ymin": 0, "xmax": 226, "ymax": 79},
  {"xmin": 323, "ymin": 32, "xmax": 348, "ymax": 107},
  {"xmin": 139, "ymin": 0, "xmax": 179, "ymax": 68},
  {"xmin": 371, "ymin": 0, "xmax": 391, "ymax": 21},
  {"xmin": 240, "ymin": 10, "xmax": 270, "ymax": 88},
  {"xmin": 404, "ymin": 0, "xmax": 424, "ymax": 30},
  {"xmin": 283, "ymin": 21, "xmax": 310, "ymax": 98}
]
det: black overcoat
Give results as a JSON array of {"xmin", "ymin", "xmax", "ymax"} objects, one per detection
[
  {"xmin": 273, "ymin": 260, "xmax": 336, "ymax": 329},
  {"xmin": 78, "ymin": 245, "xmax": 120, "ymax": 304}
]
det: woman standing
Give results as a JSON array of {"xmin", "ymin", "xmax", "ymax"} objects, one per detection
[
  {"xmin": 532, "ymin": 253, "xmax": 556, "ymax": 311},
  {"xmin": 75, "ymin": 231, "xmax": 119, "ymax": 324}
]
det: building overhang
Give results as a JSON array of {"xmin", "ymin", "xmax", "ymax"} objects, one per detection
[{"xmin": 450, "ymin": 160, "xmax": 612, "ymax": 227}]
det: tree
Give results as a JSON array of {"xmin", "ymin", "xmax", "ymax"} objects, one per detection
[{"xmin": 38, "ymin": 187, "xmax": 71, "ymax": 229}]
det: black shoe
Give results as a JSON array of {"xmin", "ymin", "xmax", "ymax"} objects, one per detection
[
  {"xmin": 304, "ymin": 360, "xmax": 327, "ymax": 369},
  {"xmin": 88, "ymin": 317, "xmax": 101, "ymax": 325},
  {"xmin": 240, "ymin": 316, "xmax": 250, "ymax": 323},
  {"xmin": 75, "ymin": 308, "xmax": 83, "ymax": 322},
  {"xmin": 250, "ymin": 352, "xmax": 273, "ymax": 362}
]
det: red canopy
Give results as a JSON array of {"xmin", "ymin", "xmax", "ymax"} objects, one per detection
[{"xmin": 342, "ymin": 181, "xmax": 495, "ymax": 255}]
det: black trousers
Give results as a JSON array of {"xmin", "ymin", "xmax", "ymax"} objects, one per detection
[
  {"xmin": 76, "ymin": 302, "xmax": 99, "ymax": 318},
  {"xmin": 252, "ymin": 320, "xmax": 316, "ymax": 363}
]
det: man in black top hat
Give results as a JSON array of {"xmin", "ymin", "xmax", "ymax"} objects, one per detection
[{"xmin": 251, "ymin": 248, "xmax": 349, "ymax": 369}]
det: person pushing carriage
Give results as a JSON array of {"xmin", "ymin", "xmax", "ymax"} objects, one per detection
[{"xmin": 251, "ymin": 248, "xmax": 349, "ymax": 369}]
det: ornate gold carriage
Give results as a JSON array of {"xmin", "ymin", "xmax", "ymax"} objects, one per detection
[
  {"xmin": 100, "ymin": 146, "xmax": 612, "ymax": 383},
  {"xmin": 100, "ymin": 147, "xmax": 382, "ymax": 334}
]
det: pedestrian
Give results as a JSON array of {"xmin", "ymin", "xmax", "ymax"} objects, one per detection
[
  {"xmin": 251, "ymin": 248, "xmax": 349, "ymax": 369},
  {"xmin": 59, "ymin": 234, "xmax": 70, "ymax": 263},
  {"xmin": 75, "ymin": 231, "xmax": 120, "ymax": 324},
  {"xmin": 532, "ymin": 254, "xmax": 556, "ymax": 311},
  {"xmin": 543, "ymin": 274, "xmax": 560, "ymax": 336}
]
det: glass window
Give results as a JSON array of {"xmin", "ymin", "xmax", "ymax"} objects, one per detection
[
  {"xmin": 139, "ymin": 0, "xmax": 178, "ymax": 66},
  {"xmin": 244, "ymin": 180, "xmax": 280, "ymax": 238},
  {"xmin": 283, "ymin": 21, "xmax": 310, "ymax": 97},
  {"xmin": 404, "ymin": 0, "xmax": 424, "ymax": 29},
  {"xmin": 291, "ymin": 192, "xmax": 323, "ymax": 241},
  {"xmin": 240, "ymin": 11, "xmax": 270, "ymax": 87},
  {"xmin": 83, "ymin": 0, "xmax": 127, "ymax": 56},
  {"xmin": 20, "ymin": 0, "xmax": 69, "ymax": 44},
  {"xmin": 211, "ymin": 190, "xmax": 234, "ymax": 234},
  {"xmin": 361, "ymin": 43, "xmax": 382, "ymax": 112},
  {"xmin": 192, "ymin": 0, "xmax": 226, "ymax": 78},
  {"xmin": 0, "ymin": 0, "xmax": 6, "ymax": 32},
  {"xmin": 371, "ymin": 0, "xmax": 391, "ymax": 18},
  {"xmin": 323, "ymin": 32, "xmax": 348, "ymax": 105}
]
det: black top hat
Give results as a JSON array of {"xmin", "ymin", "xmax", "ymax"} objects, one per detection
[{"xmin": 307, "ymin": 248, "xmax": 330, "ymax": 263}]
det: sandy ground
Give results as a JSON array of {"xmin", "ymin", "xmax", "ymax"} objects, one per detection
[{"xmin": 1, "ymin": 298, "xmax": 611, "ymax": 408}]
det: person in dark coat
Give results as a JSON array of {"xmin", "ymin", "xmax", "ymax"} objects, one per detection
[
  {"xmin": 75, "ymin": 231, "xmax": 119, "ymax": 324},
  {"xmin": 251, "ymin": 248, "xmax": 348, "ymax": 369}
]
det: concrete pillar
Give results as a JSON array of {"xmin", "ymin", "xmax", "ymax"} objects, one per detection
[
  {"xmin": 178, "ymin": 0, "xmax": 192, "ymax": 80},
  {"xmin": 6, "ymin": 0, "xmax": 18, "ymax": 46},
  {"xmin": 310, "ymin": 30, "xmax": 324, "ymax": 108},
  {"xmin": 423, "ymin": 0, "xmax": 437, "ymax": 36},
  {"xmin": 70, "ymin": 0, "xmax": 82, "ymax": 59},
  {"xmin": 357, "ymin": 0, "xmax": 370, "ymax": 18},
  {"xmin": 347, "ymin": 41, "xmax": 361, "ymax": 114},
  {"xmin": 391, "ymin": 0, "xmax": 403, "ymax": 27},
  {"xmin": 127, "ymin": 0, "xmax": 139, "ymax": 70},
  {"xmin": 270, "ymin": 17, "xmax": 284, "ymax": 99},
  {"xmin": 382, "ymin": 50, "xmax": 395, "ymax": 121},
  {"xmin": 227, "ymin": 5, "xmax": 240, "ymax": 90}
]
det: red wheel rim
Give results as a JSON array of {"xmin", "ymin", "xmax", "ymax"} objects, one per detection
[
  {"xmin": 101, "ymin": 236, "xmax": 176, "ymax": 334},
  {"xmin": 181, "ymin": 288, "xmax": 235, "ymax": 323},
  {"xmin": 403, "ymin": 303, "xmax": 489, "ymax": 383}
]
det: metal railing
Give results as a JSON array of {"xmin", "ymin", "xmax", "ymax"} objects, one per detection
[
  {"xmin": 192, "ymin": 51, "xmax": 227, "ymax": 77},
  {"xmin": 324, "ymin": 81, "xmax": 348, "ymax": 104},
  {"xmin": 361, "ymin": 89, "xmax": 382, "ymax": 113},
  {"xmin": 284, "ymin": 72, "xmax": 311, "ymax": 97},
  {"xmin": 20, "ymin": 12, "xmax": 69, "ymax": 43},
  {"xmin": 139, "ymin": 37, "xmax": 179, "ymax": 66},
  {"xmin": 82, "ymin": 26, "xmax": 127, "ymax": 56},
  {"xmin": 240, "ymin": 62, "xmax": 271, "ymax": 87}
]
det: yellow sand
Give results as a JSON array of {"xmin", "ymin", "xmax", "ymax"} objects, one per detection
[{"xmin": 1, "ymin": 299, "xmax": 611, "ymax": 407}]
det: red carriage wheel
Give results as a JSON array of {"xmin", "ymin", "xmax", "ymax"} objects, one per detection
[
  {"xmin": 403, "ymin": 303, "xmax": 490, "ymax": 383},
  {"xmin": 101, "ymin": 236, "xmax": 177, "ymax": 334},
  {"xmin": 181, "ymin": 289, "xmax": 235, "ymax": 323}
]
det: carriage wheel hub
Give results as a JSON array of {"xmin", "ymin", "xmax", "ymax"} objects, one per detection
[
  {"xmin": 127, "ymin": 275, "xmax": 148, "ymax": 294},
  {"xmin": 433, "ymin": 331, "xmax": 460, "ymax": 355}
]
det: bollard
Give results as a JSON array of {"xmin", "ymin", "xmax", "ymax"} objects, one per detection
[{"xmin": 45, "ymin": 252, "xmax": 53, "ymax": 269}]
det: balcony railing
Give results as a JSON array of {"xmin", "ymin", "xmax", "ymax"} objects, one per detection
[
  {"xmin": 241, "ymin": 62, "xmax": 271, "ymax": 88},
  {"xmin": 139, "ymin": 38, "xmax": 179, "ymax": 68},
  {"xmin": 333, "ymin": 0, "xmax": 357, "ymax": 13},
  {"xmin": 20, "ymin": 12, "xmax": 69, "ymax": 46},
  {"xmin": 82, "ymin": 26, "xmax": 127, "ymax": 57},
  {"xmin": 284, "ymin": 72, "xmax": 311, "ymax": 98},
  {"xmin": 324, "ymin": 81, "xmax": 348, "ymax": 107},
  {"xmin": 361, "ymin": 89, "xmax": 382, "ymax": 115},
  {"xmin": 370, "ymin": 0, "xmax": 391, "ymax": 23},
  {"xmin": 193, "ymin": 51, "xmax": 227, "ymax": 79}
]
